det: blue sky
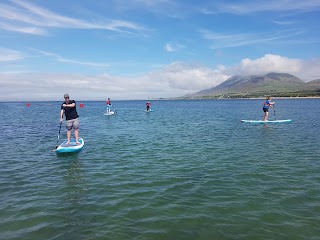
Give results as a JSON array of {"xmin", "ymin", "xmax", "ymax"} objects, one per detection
[{"xmin": 0, "ymin": 0, "xmax": 320, "ymax": 101}]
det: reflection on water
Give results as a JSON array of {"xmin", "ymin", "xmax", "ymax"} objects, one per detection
[
  {"xmin": 61, "ymin": 157, "xmax": 85, "ymax": 203},
  {"xmin": 58, "ymin": 156, "xmax": 89, "ymax": 235}
]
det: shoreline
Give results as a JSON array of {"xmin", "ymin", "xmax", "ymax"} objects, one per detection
[
  {"xmin": 170, "ymin": 96, "xmax": 320, "ymax": 100},
  {"xmin": 1, "ymin": 96, "xmax": 320, "ymax": 103}
]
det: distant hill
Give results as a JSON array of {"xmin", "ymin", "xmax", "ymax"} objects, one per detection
[
  {"xmin": 303, "ymin": 79, "xmax": 320, "ymax": 90},
  {"xmin": 184, "ymin": 73, "xmax": 320, "ymax": 98}
]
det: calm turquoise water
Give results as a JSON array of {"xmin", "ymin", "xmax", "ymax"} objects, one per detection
[{"xmin": 1, "ymin": 99, "xmax": 320, "ymax": 240}]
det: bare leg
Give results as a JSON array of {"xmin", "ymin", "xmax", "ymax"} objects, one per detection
[
  {"xmin": 75, "ymin": 129, "xmax": 79, "ymax": 144},
  {"xmin": 67, "ymin": 130, "xmax": 71, "ymax": 144},
  {"xmin": 263, "ymin": 112, "xmax": 269, "ymax": 121}
]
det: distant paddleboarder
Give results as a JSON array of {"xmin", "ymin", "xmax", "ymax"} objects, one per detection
[
  {"xmin": 263, "ymin": 97, "xmax": 275, "ymax": 121},
  {"xmin": 146, "ymin": 101, "xmax": 151, "ymax": 111},
  {"xmin": 106, "ymin": 98, "xmax": 111, "ymax": 114}
]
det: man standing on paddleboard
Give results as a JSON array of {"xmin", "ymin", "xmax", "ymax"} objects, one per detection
[
  {"xmin": 146, "ymin": 101, "xmax": 151, "ymax": 111},
  {"xmin": 263, "ymin": 97, "xmax": 275, "ymax": 121},
  {"xmin": 106, "ymin": 98, "xmax": 111, "ymax": 114},
  {"xmin": 60, "ymin": 94, "xmax": 80, "ymax": 145}
]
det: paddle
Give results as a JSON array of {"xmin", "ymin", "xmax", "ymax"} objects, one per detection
[
  {"xmin": 55, "ymin": 121, "xmax": 62, "ymax": 150},
  {"xmin": 273, "ymin": 104, "xmax": 276, "ymax": 121}
]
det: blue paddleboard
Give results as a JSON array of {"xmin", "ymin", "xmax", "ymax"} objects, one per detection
[
  {"xmin": 241, "ymin": 119, "xmax": 292, "ymax": 124},
  {"xmin": 56, "ymin": 138, "xmax": 84, "ymax": 153}
]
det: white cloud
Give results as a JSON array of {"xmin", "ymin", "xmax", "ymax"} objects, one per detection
[
  {"xmin": 0, "ymin": 62, "xmax": 228, "ymax": 101},
  {"xmin": 207, "ymin": 0, "xmax": 320, "ymax": 15},
  {"xmin": 229, "ymin": 54, "xmax": 302, "ymax": 75},
  {"xmin": 224, "ymin": 54, "xmax": 320, "ymax": 81},
  {"xmin": 300, "ymin": 58, "xmax": 320, "ymax": 80},
  {"xmin": 201, "ymin": 29, "xmax": 304, "ymax": 50},
  {"xmin": 147, "ymin": 62, "xmax": 228, "ymax": 90},
  {"xmin": 272, "ymin": 20, "xmax": 295, "ymax": 25},
  {"xmin": 110, "ymin": 0, "xmax": 188, "ymax": 19},
  {"xmin": 0, "ymin": 47, "xmax": 24, "ymax": 61},
  {"xmin": 164, "ymin": 43, "xmax": 184, "ymax": 52},
  {"xmin": 31, "ymin": 49, "xmax": 110, "ymax": 68},
  {"xmin": 0, "ymin": 22, "xmax": 48, "ymax": 35},
  {"xmin": 0, "ymin": 0, "xmax": 146, "ymax": 35},
  {"xmin": 0, "ymin": 54, "xmax": 319, "ymax": 101},
  {"xmin": 164, "ymin": 43, "xmax": 174, "ymax": 52}
]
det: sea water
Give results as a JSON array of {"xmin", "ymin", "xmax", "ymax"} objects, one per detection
[{"xmin": 0, "ymin": 99, "xmax": 319, "ymax": 240}]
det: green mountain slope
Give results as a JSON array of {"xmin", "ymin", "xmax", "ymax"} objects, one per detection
[
  {"xmin": 186, "ymin": 73, "xmax": 320, "ymax": 98},
  {"xmin": 302, "ymin": 79, "xmax": 320, "ymax": 90}
]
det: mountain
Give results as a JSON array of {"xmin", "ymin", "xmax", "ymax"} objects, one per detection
[
  {"xmin": 302, "ymin": 79, "xmax": 320, "ymax": 90},
  {"xmin": 185, "ymin": 73, "xmax": 320, "ymax": 98}
]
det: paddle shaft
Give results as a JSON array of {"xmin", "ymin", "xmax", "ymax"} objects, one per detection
[
  {"xmin": 273, "ymin": 104, "xmax": 276, "ymax": 121},
  {"xmin": 55, "ymin": 121, "xmax": 62, "ymax": 149}
]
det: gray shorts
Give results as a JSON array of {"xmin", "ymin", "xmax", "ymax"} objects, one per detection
[{"xmin": 66, "ymin": 118, "xmax": 79, "ymax": 131}]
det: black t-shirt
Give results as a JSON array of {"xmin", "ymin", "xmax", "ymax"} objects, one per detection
[{"xmin": 61, "ymin": 100, "xmax": 79, "ymax": 121}]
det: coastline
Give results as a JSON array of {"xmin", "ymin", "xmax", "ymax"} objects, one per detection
[
  {"xmin": 169, "ymin": 96, "xmax": 320, "ymax": 101},
  {"xmin": 1, "ymin": 96, "xmax": 320, "ymax": 103}
]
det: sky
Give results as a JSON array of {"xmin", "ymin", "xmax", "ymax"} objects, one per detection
[{"xmin": 0, "ymin": 0, "xmax": 320, "ymax": 101}]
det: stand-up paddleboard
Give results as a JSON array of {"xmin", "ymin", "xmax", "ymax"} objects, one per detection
[
  {"xmin": 104, "ymin": 111, "xmax": 115, "ymax": 116},
  {"xmin": 241, "ymin": 119, "xmax": 292, "ymax": 124},
  {"xmin": 145, "ymin": 109, "xmax": 154, "ymax": 112},
  {"xmin": 56, "ymin": 138, "xmax": 84, "ymax": 153}
]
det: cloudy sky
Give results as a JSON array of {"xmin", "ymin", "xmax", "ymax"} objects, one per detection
[{"xmin": 0, "ymin": 0, "xmax": 320, "ymax": 101}]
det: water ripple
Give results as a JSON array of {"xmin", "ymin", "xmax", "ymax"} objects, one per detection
[{"xmin": 1, "ymin": 100, "xmax": 320, "ymax": 239}]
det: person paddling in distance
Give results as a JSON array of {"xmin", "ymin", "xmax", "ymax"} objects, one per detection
[
  {"xmin": 106, "ymin": 98, "xmax": 111, "ymax": 114},
  {"xmin": 60, "ymin": 93, "xmax": 80, "ymax": 146},
  {"xmin": 263, "ymin": 97, "xmax": 275, "ymax": 121},
  {"xmin": 146, "ymin": 101, "xmax": 151, "ymax": 111}
]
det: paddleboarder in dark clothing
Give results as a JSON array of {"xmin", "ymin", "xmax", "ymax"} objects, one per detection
[
  {"xmin": 146, "ymin": 101, "xmax": 151, "ymax": 111},
  {"xmin": 60, "ymin": 93, "xmax": 80, "ymax": 145}
]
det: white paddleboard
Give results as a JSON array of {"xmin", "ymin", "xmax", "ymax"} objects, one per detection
[
  {"xmin": 145, "ymin": 109, "xmax": 154, "ymax": 112},
  {"xmin": 241, "ymin": 119, "xmax": 292, "ymax": 124},
  {"xmin": 104, "ymin": 111, "xmax": 115, "ymax": 116},
  {"xmin": 56, "ymin": 138, "xmax": 84, "ymax": 153}
]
